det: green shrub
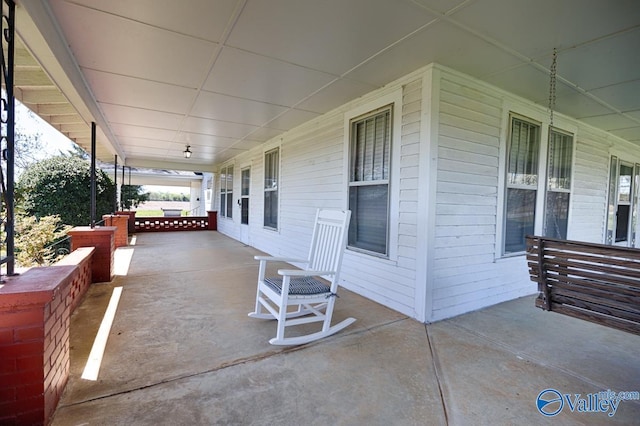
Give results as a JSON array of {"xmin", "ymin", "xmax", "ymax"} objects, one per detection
[
  {"xmin": 16, "ymin": 155, "xmax": 116, "ymax": 226},
  {"xmin": 14, "ymin": 214, "xmax": 71, "ymax": 267}
]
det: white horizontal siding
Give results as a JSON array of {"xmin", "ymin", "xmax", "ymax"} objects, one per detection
[
  {"xmin": 216, "ymin": 70, "xmax": 426, "ymax": 319},
  {"xmin": 430, "ymin": 71, "xmax": 511, "ymax": 321},
  {"xmin": 428, "ymin": 66, "xmax": 630, "ymax": 321},
  {"xmin": 340, "ymin": 78, "xmax": 423, "ymax": 318},
  {"xmin": 568, "ymin": 130, "xmax": 610, "ymax": 242},
  {"xmin": 217, "ymin": 62, "xmax": 634, "ymax": 324}
]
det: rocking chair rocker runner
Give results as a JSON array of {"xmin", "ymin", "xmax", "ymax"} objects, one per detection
[{"xmin": 249, "ymin": 209, "xmax": 356, "ymax": 345}]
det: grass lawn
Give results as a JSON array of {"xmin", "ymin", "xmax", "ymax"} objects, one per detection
[{"xmin": 135, "ymin": 210, "xmax": 188, "ymax": 217}]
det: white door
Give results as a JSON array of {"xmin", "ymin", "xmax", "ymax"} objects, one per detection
[
  {"xmin": 606, "ymin": 157, "xmax": 640, "ymax": 247},
  {"xmin": 240, "ymin": 167, "xmax": 250, "ymax": 244}
]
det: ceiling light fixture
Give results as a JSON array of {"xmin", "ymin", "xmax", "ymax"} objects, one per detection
[{"xmin": 183, "ymin": 144, "xmax": 192, "ymax": 159}]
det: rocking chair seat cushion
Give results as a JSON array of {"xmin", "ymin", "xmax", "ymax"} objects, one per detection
[{"xmin": 264, "ymin": 276, "xmax": 330, "ymax": 296}]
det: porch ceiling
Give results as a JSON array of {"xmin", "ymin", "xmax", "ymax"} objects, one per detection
[{"xmin": 11, "ymin": 0, "xmax": 640, "ymax": 172}]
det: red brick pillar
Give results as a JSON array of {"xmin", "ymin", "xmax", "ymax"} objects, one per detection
[
  {"xmin": 116, "ymin": 211, "xmax": 136, "ymax": 234},
  {"xmin": 68, "ymin": 226, "xmax": 116, "ymax": 283},
  {"xmin": 0, "ymin": 265, "xmax": 77, "ymax": 425},
  {"xmin": 207, "ymin": 211, "xmax": 218, "ymax": 230},
  {"xmin": 102, "ymin": 215, "xmax": 128, "ymax": 248}
]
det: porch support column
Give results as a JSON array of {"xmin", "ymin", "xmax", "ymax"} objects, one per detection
[
  {"xmin": 90, "ymin": 122, "xmax": 96, "ymax": 228},
  {"xmin": 114, "ymin": 154, "xmax": 118, "ymax": 213},
  {"xmin": 2, "ymin": 0, "xmax": 16, "ymax": 276}
]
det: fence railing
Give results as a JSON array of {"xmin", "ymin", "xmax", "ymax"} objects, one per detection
[{"xmin": 134, "ymin": 216, "xmax": 209, "ymax": 232}]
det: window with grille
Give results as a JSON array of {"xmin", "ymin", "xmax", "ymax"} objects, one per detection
[
  {"xmin": 504, "ymin": 116, "xmax": 540, "ymax": 254},
  {"xmin": 503, "ymin": 114, "xmax": 574, "ymax": 254},
  {"xmin": 220, "ymin": 165, "xmax": 233, "ymax": 218},
  {"xmin": 264, "ymin": 148, "xmax": 279, "ymax": 229},
  {"xmin": 544, "ymin": 129, "xmax": 573, "ymax": 239},
  {"xmin": 348, "ymin": 106, "xmax": 392, "ymax": 255}
]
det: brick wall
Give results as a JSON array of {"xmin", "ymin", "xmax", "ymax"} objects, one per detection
[
  {"xmin": 102, "ymin": 215, "xmax": 128, "ymax": 248},
  {"xmin": 0, "ymin": 247, "xmax": 94, "ymax": 425},
  {"xmin": 68, "ymin": 227, "xmax": 115, "ymax": 283}
]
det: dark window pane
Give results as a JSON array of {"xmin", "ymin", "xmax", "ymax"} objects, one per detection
[
  {"xmin": 348, "ymin": 185, "xmax": 388, "ymax": 254},
  {"xmin": 264, "ymin": 191, "xmax": 278, "ymax": 229},
  {"xmin": 505, "ymin": 188, "xmax": 536, "ymax": 253},
  {"xmin": 616, "ymin": 205, "xmax": 630, "ymax": 242},
  {"xmin": 241, "ymin": 169, "xmax": 250, "ymax": 196},
  {"xmin": 507, "ymin": 118, "xmax": 539, "ymax": 186},
  {"xmin": 545, "ymin": 192, "xmax": 569, "ymax": 239},
  {"xmin": 241, "ymin": 198, "xmax": 249, "ymax": 225},
  {"xmin": 226, "ymin": 193, "xmax": 233, "ymax": 218}
]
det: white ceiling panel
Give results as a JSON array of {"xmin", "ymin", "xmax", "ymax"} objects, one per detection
[
  {"xmin": 203, "ymin": 47, "xmax": 337, "ymax": 107},
  {"xmin": 483, "ymin": 64, "xmax": 551, "ymax": 107},
  {"xmin": 84, "ymin": 69, "xmax": 197, "ymax": 114},
  {"xmin": 55, "ymin": 0, "xmax": 239, "ymax": 43},
  {"xmin": 529, "ymin": 81, "xmax": 614, "ymax": 119},
  {"xmin": 265, "ymin": 109, "xmax": 321, "ymax": 132},
  {"xmin": 611, "ymin": 126, "xmax": 640, "ymax": 143},
  {"xmin": 412, "ymin": 0, "xmax": 470, "ymax": 14},
  {"xmin": 296, "ymin": 77, "xmax": 377, "ymax": 114},
  {"xmin": 452, "ymin": 0, "xmax": 640, "ymax": 60},
  {"xmin": 98, "ymin": 104, "xmax": 185, "ymax": 130},
  {"xmin": 589, "ymin": 80, "xmax": 640, "ymax": 113},
  {"xmin": 181, "ymin": 116, "xmax": 258, "ymax": 140},
  {"xmin": 244, "ymin": 127, "xmax": 286, "ymax": 143},
  {"xmin": 191, "ymin": 91, "xmax": 288, "ymax": 126},
  {"xmin": 110, "ymin": 123, "xmax": 177, "ymax": 142},
  {"xmin": 346, "ymin": 20, "xmax": 525, "ymax": 87},
  {"xmin": 553, "ymin": 28, "xmax": 640, "ymax": 92},
  {"xmin": 175, "ymin": 132, "xmax": 237, "ymax": 149},
  {"xmin": 228, "ymin": 139, "xmax": 264, "ymax": 151},
  {"xmin": 14, "ymin": 0, "xmax": 640, "ymax": 170},
  {"xmin": 579, "ymin": 113, "xmax": 640, "ymax": 131},
  {"xmin": 49, "ymin": 0, "xmax": 218, "ymax": 88},
  {"xmin": 226, "ymin": 0, "xmax": 437, "ymax": 75},
  {"xmin": 626, "ymin": 110, "xmax": 640, "ymax": 121}
]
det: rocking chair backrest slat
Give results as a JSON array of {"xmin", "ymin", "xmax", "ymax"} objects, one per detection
[{"xmin": 308, "ymin": 209, "xmax": 351, "ymax": 284}]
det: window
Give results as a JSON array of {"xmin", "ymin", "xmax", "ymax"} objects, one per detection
[
  {"xmin": 606, "ymin": 157, "xmax": 640, "ymax": 246},
  {"xmin": 220, "ymin": 165, "xmax": 233, "ymax": 218},
  {"xmin": 264, "ymin": 148, "xmax": 278, "ymax": 229},
  {"xmin": 544, "ymin": 130, "xmax": 573, "ymax": 239},
  {"xmin": 348, "ymin": 106, "xmax": 391, "ymax": 255},
  {"xmin": 503, "ymin": 114, "xmax": 574, "ymax": 254},
  {"xmin": 504, "ymin": 117, "xmax": 540, "ymax": 254},
  {"xmin": 241, "ymin": 167, "xmax": 250, "ymax": 225}
]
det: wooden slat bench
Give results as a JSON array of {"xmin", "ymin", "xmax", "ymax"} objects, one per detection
[{"xmin": 526, "ymin": 235, "xmax": 640, "ymax": 335}]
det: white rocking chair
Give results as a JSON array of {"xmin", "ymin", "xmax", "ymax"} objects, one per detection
[{"xmin": 248, "ymin": 209, "xmax": 356, "ymax": 345}]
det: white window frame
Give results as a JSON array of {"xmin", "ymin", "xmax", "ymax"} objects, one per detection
[
  {"xmin": 497, "ymin": 105, "xmax": 577, "ymax": 258},
  {"xmin": 544, "ymin": 127, "xmax": 574, "ymax": 239},
  {"xmin": 219, "ymin": 164, "xmax": 233, "ymax": 219},
  {"xmin": 240, "ymin": 166, "xmax": 250, "ymax": 225},
  {"xmin": 263, "ymin": 147, "xmax": 279, "ymax": 230},
  {"xmin": 605, "ymin": 148, "xmax": 640, "ymax": 247},
  {"xmin": 343, "ymin": 89, "xmax": 402, "ymax": 260}
]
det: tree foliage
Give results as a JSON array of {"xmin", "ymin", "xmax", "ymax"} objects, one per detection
[
  {"xmin": 147, "ymin": 191, "xmax": 190, "ymax": 202},
  {"xmin": 120, "ymin": 184, "xmax": 150, "ymax": 210},
  {"xmin": 14, "ymin": 213, "xmax": 71, "ymax": 267},
  {"xmin": 16, "ymin": 155, "xmax": 116, "ymax": 226}
]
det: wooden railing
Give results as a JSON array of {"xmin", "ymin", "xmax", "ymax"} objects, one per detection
[{"xmin": 526, "ymin": 235, "xmax": 640, "ymax": 335}]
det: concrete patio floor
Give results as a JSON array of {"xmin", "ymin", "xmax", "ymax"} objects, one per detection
[{"xmin": 52, "ymin": 231, "xmax": 640, "ymax": 425}]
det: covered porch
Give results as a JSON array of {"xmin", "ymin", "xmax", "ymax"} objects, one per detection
[{"xmin": 52, "ymin": 231, "xmax": 639, "ymax": 424}]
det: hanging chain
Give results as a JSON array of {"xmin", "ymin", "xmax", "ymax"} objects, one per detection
[{"xmin": 548, "ymin": 48, "xmax": 557, "ymax": 128}]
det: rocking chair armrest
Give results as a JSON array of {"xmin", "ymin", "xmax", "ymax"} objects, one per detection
[
  {"xmin": 277, "ymin": 269, "xmax": 336, "ymax": 277},
  {"xmin": 254, "ymin": 255, "xmax": 308, "ymax": 264}
]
